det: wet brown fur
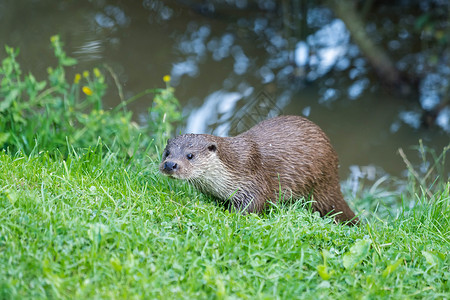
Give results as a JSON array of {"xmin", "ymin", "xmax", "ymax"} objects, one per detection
[{"xmin": 160, "ymin": 115, "xmax": 358, "ymax": 225}]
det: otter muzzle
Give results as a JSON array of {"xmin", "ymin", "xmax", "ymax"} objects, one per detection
[{"xmin": 162, "ymin": 161, "xmax": 178, "ymax": 174}]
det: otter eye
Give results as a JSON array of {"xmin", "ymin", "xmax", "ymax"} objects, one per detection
[{"xmin": 186, "ymin": 153, "xmax": 194, "ymax": 160}]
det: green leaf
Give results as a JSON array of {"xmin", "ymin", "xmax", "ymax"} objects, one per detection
[
  {"xmin": 343, "ymin": 239, "xmax": 371, "ymax": 269},
  {"xmin": 110, "ymin": 257, "xmax": 123, "ymax": 272},
  {"xmin": 0, "ymin": 132, "xmax": 10, "ymax": 147},
  {"xmin": 36, "ymin": 80, "xmax": 47, "ymax": 91},
  {"xmin": 5, "ymin": 45, "xmax": 19, "ymax": 57},
  {"xmin": 382, "ymin": 258, "xmax": 403, "ymax": 277},
  {"xmin": 61, "ymin": 56, "xmax": 78, "ymax": 67},
  {"xmin": 415, "ymin": 14, "xmax": 430, "ymax": 30},
  {"xmin": 317, "ymin": 264, "xmax": 331, "ymax": 280},
  {"xmin": 5, "ymin": 189, "xmax": 18, "ymax": 205},
  {"xmin": 0, "ymin": 88, "xmax": 19, "ymax": 112},
  {"xmin": 87, "ymin": 223, "xmax": 110, "ymax": 244},
  {"xmin": 422, "ymin": 251, "xmax": 440, "ymax": 267}
]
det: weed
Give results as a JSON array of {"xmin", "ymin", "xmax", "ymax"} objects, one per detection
[{"xmin": 0, "ymin": 35, "xmax": 182, "ymax": 156}]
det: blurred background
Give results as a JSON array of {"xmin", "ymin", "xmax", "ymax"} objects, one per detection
[{"xmin": 0, "ymin": 0, "xmax": 448, "ymax": 181}]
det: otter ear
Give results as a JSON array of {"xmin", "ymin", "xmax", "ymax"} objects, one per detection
[{"xmin": 208, "ymin": 143, "xmax": 217, "ymax": 152}]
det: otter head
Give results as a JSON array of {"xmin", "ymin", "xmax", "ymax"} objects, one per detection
[{"xmin": 159, "ymin": 134, "xmax": 218, "ymax": 181}]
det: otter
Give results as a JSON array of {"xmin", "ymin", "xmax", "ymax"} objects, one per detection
[{"xmin": 159, "ymin": 115, "xmax": 358, "ymax": 225}]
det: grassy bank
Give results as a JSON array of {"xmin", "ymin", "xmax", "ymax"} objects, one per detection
[
  {"xmin": 0, "ymin": 37, "xmax": 449, "ymax": 299},
  {"xmin": 0, "ymin": 147, "xmax": 449, "ymax": 299}
]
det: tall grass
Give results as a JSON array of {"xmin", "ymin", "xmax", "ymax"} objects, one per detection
[{"xmin": 0, "ymin": 35, "xmax": 181, "ymax": 155}]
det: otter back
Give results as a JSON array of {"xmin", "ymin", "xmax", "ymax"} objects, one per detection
[{"xmin": 160, "ymin": 115, "xmax": 358, "ymax": 225}]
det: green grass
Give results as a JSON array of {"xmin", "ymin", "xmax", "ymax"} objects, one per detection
[
  {"xmin": 0, "ymin": 147, "xmax": 448, "ymax": 299},
  {"xmin": 0, "ymin": 36, "xmax": 448, "ymax": 299}
]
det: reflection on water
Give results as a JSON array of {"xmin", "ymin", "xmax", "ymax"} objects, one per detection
[
  {"xmin": 74, "ymin": 40, "xmax": 104, "ymax": 61},
  {"xmin": 187, "ymin": 90, "xmax": 243, "ymax": 134},
  {"xmin": 95, "ymin": 5, "xmax": 130, "ymax": 29},
  {"xmin": 305, "ymin": 19, "xmax": 350, "ymax": 81},
  {"xmin": 0, "ymin": 0, "xmax": 448, "ymax": 179}
]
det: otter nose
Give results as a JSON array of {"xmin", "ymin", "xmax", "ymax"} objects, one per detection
[{"xmin": 164, "ymin": 161, "xmax": 178, "ymax": 172}]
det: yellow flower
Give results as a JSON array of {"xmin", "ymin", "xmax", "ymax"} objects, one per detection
[
  {"xmin": 50, "ymin": 35, "xmax": 59, "ymax": 43},
  {"xmin": 83, "ymin": 71, "xmax": 90, "ymax": 78},
  {"xmin": 93, "ymin": 67, "xmax": 101, "ymax": 78},
  {"xmin": 82, "ymin": 86, "xmax": 93, "ymax": 96},
  {"xmin": 163, "ymin": 75, "xmax": 171, "ymax": 83},
  {"xmin": 74, "ymin": 73, "xmax": 81, "ymax": 84}
]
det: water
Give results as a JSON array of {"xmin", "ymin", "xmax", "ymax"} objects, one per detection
[{"xmin": 0, "ymin": 0, "xmax": 448, "ymax": 180}]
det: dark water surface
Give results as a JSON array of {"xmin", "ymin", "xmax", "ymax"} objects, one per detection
[{"xmin": 0, "ymin": 1, "xmax": 448, "ymax": 181}]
